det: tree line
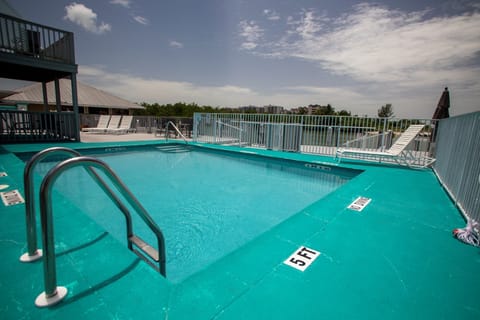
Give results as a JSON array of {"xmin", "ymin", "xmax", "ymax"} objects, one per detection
[
  {"xmin": 133, "ymin": 102, "xmax": 234, "ymax": 117},
  {"xmin": 133, "ymin": 101, "xmax": 394, "ymax": 118}
]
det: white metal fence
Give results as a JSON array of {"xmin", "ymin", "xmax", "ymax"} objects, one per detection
[
  {"xmin": 193, "ymin": 113, "xmax": 436, "ymax": 162},
  {"xmin": 433, "ymin": 112, "xmax": 480, "ymax": 224},
  {"xmin": 193, "ymin": 111, "xmax": 480, "ymax": 225}
]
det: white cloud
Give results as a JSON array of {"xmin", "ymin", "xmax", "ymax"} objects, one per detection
[
  {"xmin": 78, "ymin": 64, "xmax": 479, "ymax": 118},
  {"xmin": 235, "ymin": 4, "xmax": 480, "ymax": 117},
  {"xmin": 110, "ymin": 0, "xmax": 130, "ymax": 8},
  {"xmin": 263, "ymin": 9, "xmax": 280, "ymax": 21},
  {"xmin": 257, "ymin": 4, "xmax": 480, "ymax": 91},
  {"xmin": 78, "ymin": 66, "xmax": 258, "ymax": 107},
  {"xmin": 239, "ymin": 20, "xmax": 264, "ymax": 50},
  {"xmin": 64, "ymin": 3, "xmax": 111, "ymax": 34},
  {"xmin": 133, "ymin": 15, "xmax": 149, "ymax": 25},
  {"xmin": 169, "ymin": 41, "xmax": 184, "ymax": 48},
  {"xmin": 109, "ymin": 1, "xmax": 148, "ymax": 26},
  {"xmin": 77, "ymin": 65, "xmax": 392, "ymax": 116},
  {"xmin": 292, "ymin": 10, "xmax": 323, "ymax": 39}
]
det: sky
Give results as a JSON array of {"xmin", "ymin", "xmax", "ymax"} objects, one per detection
[{"xmin": 2, "ymin": 0, "xmax": 480, "ymax": 118}]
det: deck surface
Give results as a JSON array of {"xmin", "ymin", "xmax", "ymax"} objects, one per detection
[{"xmin": 1, "ymin": 138, "xmax": 479, "ymax": 319}]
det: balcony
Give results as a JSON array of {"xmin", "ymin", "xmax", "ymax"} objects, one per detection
[{"xmin": 0, "ymin": 13, "xmax": 77, "ymax": 82}]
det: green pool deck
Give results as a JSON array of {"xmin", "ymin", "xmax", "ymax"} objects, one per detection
[{"xmin": 1, "ymin": 140, "xmax": 479, "ymax": 319}]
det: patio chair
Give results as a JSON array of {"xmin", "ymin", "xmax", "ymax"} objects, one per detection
[
  {"xmin": 107, "ymin": 115, "xmax": 134, "ymax": 134},
  {"xmin": 90, "ymin": 115, "xmax": 121, "ymax": 134},
  {"xmin": 336, "ymin": 124, "xmax": 435, "ymax": 168},
  {"xmin": 82, "ymin": 115, "xmax": 110, "ymax": 132}
]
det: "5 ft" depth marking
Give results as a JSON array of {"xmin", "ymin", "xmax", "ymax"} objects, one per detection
[{"xmin": 283, "ymin": 246, "xmax": 321, "ymax": 271}]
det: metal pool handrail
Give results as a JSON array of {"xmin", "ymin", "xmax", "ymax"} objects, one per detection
[
  {"xmin": 21, "ymin": 147, "xmax": 82, "ymax": 262},
  {"xmin": 166, "ymin": 120, "xmax": 189, "ymax": 143},
  {"xmin": 21, "ymin": 147, "xmax": 134, "ymax": 263},
  {"xmin": 34, "ymin": 156, "xmax": 166, "ymax": 307}
]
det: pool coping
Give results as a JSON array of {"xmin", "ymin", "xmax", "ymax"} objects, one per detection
[{"xmin": 1, "ymin": 140, "xmax": 479, "ymax": 319}]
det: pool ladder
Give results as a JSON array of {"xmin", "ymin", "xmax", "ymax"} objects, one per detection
[
  {"xmin": 165, "ymin": 121, "xmax": 189, "ymax": 143},
  {"xmin": 20, "ymin": 147, "xmax": 166, "ymax": 307}
]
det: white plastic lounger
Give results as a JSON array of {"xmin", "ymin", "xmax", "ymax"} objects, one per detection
[
  {"xmin": 107, "ymin": 115, "xmax": 134, "ymax": 134},
  {"xmin": 336, "ymin": 124, "xmax": 435, "ymax": 168},
  {"xmin": 91, "ymin": 115, "xmax": 121, "ymax": 134},
  {"xmin": 82, "ymin": 115, "xmax": 110, "ymax": 132}
]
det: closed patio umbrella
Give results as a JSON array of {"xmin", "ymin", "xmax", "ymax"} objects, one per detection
[
  {"xmin": 432, "ymin": 87, "xmax": 450, "ymax": 120},
  {"xmin": 431, "ymin": 87, "xmax": 450, "ymax": 143}
]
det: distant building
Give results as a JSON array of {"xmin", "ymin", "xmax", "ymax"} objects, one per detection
[
  {"xmin": 263, "ymin": 105, "xmax": 284, "ymax": 114},
  {"xmin": 237, "ymin": 105, "xmax": 284, "ymax": 114},
  {"xmin": 307, "ymin": 104, "xmax": 322, "ymax": 115},
  {"xmin": 238, "ymin": 105, "xmax": 262, "ymax": 113},
  {"xmin": 289, "ymin": 108, "xmax": 299, "ymax": 114},
  {"xmin": 307, "ymin": 104, "xmax": 334, "ymax": 115},
  {"xmin": 289, "ymin": 107, "xmax": 307, "ymax": 114}
]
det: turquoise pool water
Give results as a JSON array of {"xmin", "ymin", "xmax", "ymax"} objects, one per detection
[{"xmin": 28, "ymin": 144, "xmax": 359, "ymax": 282}]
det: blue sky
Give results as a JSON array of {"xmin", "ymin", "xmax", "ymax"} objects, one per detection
[{"xmin": 3, "ymin": 0, "xmax": 480, "ymax": 117}]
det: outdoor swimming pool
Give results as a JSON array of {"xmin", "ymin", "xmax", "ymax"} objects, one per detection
[{"xmin": 26, "ymin": 144, "xmax": 360, "ymax": 282}]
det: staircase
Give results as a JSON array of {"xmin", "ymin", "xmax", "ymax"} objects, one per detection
[{"xmin": 155, "ymin": 144, "xmax": 192, "ymax": 153}]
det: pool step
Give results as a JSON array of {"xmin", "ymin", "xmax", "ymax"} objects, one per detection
[
  {"xmin": 155, "ymin": 144, "xmax": 191, "ymax": 153},
  {"xmin": 129, "ymin": 235, "xmax": 163, "ymax": 273},
  {"xmin": 129, "ymin": 235, "xmax": 159, "ymax": 262}
]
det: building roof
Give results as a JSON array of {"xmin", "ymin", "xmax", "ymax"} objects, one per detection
[
  {"xmin": 0, "ymin": 0, "xmax": 22, "ymax": 18},
  {"xmin": 2, "ymin": 79, "xmax": 144, "ymax": 110},
  {"xmin": 0, "ymin": 89, "xmax": 17, "ymax": 99}
]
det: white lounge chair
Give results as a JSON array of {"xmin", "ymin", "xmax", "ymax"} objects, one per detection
[
  {"xmin": 82, "ymin": 115, "xmax": 110, "ymax": 132},
  {"xmin": 107, "ymin": 115, "xmax": 134, "ymax": 134},
  {"xmin": 91, "ymin": 115, "xmax": 122, "ymax": 134},
  {"xmin": 336, "ymin": 124, "xmax": 435, "ymax": 168}
]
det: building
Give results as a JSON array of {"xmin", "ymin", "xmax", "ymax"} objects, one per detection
[
  {"xmin": 238, "ymin": 105, "xmax": 263, "ymax": 113},
  {"xmin": 263, "ymin": 105, "xmax": 284, "ymax": 114},
  {"xmin": 0, "ymin": 0, "xmax": 80, "ymax": 142},
  {"xmin": 237, "ymin": 105, "xmax": 284, "ymax": 114},
  {"xmin": 1, "ymin": 79, "xmax": 144, "ymax": 115}
]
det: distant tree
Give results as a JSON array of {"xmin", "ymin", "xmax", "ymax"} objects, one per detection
[
  {"xmin": 337, "ymin": 109, "xmax": 351, "ymax": 116},
  {"xmin": 310, "ymin": 104, "xmax": 335, "ymax": 115},
  {"xmin": 134, "ymin": 101, "xmax": 357, "ymax": 117},
  {"xmin": 297, "ymin": 107, "xmax": 308, "ymax": 114},
  {"xmin": 378, "ymin": 104, "xmax": 394, "ymax": 118},
  {"xmin": 325, "ymin": 104, "xmax": 335, "ymax": 115}
]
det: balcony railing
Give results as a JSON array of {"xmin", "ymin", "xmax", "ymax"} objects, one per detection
[
  {"xmin": 0, "ymin": 110, "xmax": 77, "ymax": 143},
  {"xmin": 0, "ymin": 13, "xmax": 75, "ymax": 64}
]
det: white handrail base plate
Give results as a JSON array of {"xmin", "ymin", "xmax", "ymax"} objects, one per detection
[
  {"xmin": 19, "ymin": 249, "xmax": 43, "ymax": 262},
  {"xmin": 35, "ymin": 286, "xmax": 68, "ymax": 308}
]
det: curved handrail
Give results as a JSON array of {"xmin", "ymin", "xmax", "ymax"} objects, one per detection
[
  {"xmin": 36, "ymin": 156, "xmax": 166, "ymax": 306},
  {"xmin": 165, "ymin": 121, "xmax": 188, "ymax": 143},
  {"xmin": 22, "ymin": 147, "xmax": 81, "ymax": 262},
  {"xmin": 21, "ymin": 147, "xmax": 134, "ymax": 262}
]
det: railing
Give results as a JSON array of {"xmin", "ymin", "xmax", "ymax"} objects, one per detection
[
  {"xmin": 0, "ymin": 13, "xmax": 75, "ymax": 64},
  {"xmin": 342, "ymin": 131, "xmax": 393, "ymax": 150},
  {"xmin": 23, "ymin": 150, "xmax": 166, "ymax": 307},
  {"xmin": 80, "ymin": 114, "xmax": 193, "ymax": 137},
  {"xmin": 21, "ymin": 147, "xmax": 82, "ymax": 262},
  {"xmin": 0, "ymin": 110, "xmax": 78, "ymax": 143},
  {"xmin": 433, "ymin": 112, "xmax": 480, "ymax": 225},
  {"xmin": 193, "ymin": 113, "xmax": 436, "ymax": 157},
  {"xmin": 164, "ymin": 121, "xmax": 189, "ymax": 143}
]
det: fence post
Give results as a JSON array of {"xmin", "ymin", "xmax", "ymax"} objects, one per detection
[
  {"xmin": 380, "ymin": 118, "xmax": 388, "ymax": 151},
  {"xmin": 336, "ymin": 117, "xmax": 341, "ymax": 147}
]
